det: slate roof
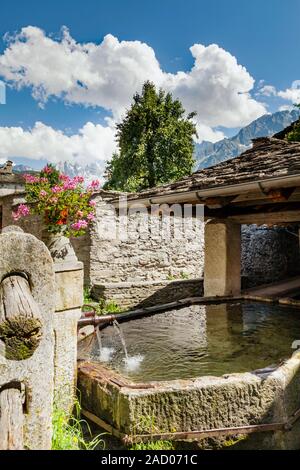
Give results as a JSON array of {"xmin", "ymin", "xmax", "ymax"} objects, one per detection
[{"xmin": 125, "ymin": 135, "xmax": 300, "ymax": 201}]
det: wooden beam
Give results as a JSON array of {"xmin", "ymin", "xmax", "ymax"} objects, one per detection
[
  {"xmin": 229, "ymin": 210, "xmax": 300, "ymax": 225},
  {"xmin": 196, "ymin": 195, "xmax": 238, "ymax": 209},
  {"xmin": 260, "ymin": 186, "xmax": 296, "ymax": 202}
]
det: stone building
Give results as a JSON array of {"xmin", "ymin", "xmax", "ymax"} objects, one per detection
[
  {"xmin": 120, "ymin": 132, "xmax": 300, "ymax": 298},
  {"xmin": 1, "ymin": 124, "xmax": 300, "ymax": 307}
]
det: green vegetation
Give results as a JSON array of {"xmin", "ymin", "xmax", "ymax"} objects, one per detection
[
  {"xmin": 83, "ymin": 288, "xmax": 123, "ymax": 315},
  {"xmin": 83, "ymin": 287, "xmax": 94, "ymax": 304},
  {"xmin": 99, "ymin": 300, "xmax": 123, "ymax": 314},
  {"xmin": 130, "ymin": 440, "xmax": 174, "ymax": 450},
  {"xmin": 52, "ymin": 399, "xmax": 104, "ymax": 450},
  {"xmin": 286, "ymin": 104, "xmax": 300, "ymax": 141},
  {"xmin": 167, "ymin": 271, "xmax": 189, "ymax": 281},
  {"xmin": 104, "ymin": 81, "xmax": 197, "ymax": 192},
  {"xmin": 128, "ymin": 414, "xmax": 175, "ymax": 450}
]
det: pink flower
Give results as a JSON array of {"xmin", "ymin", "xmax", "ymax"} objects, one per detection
[
  {"xmin": 87, "ymin": 180, "xmax": 100, "ymax": 191},
  {"xmin": 51, "ymin": 185, "xmax": 62, "ymax": 193},
  {"xmin": 12, "ymin": 211, "xmax": 20, "ymax": 221},
  {"xmin": 50, "ymin": 197, "xmax": 58, "ymax": 204},
  {"xmin": 71, "ymin": 219, "xmax": 88, "ymax": 231},
  {"xmin": 63, "ymin": 180, "xmax": 77, "ymax": 190},
  {"xmin": 12, "ymin": 203, "xmax": 30, "ymax": 221},
  {"xmin": 40, "ymin": 177, "xmax": 49, "ymax": 183},
  {"xmin": 89, "ymin": 199, "xmax": 96, "ymax": 207},
  {"xmin": 24, "ymin": 174, "xmax": 40, "ymax": 184},
  {"xmin": 42, "ymin": 165, "xmax": 53, "ymax": 174},
  {"xmin": 73, "ymin": 176, "xmax": 84, "ymax": 184},
  {"xmin": 87, "ymin": 212, "xmax": 96, "ymax": 221},
  {"xmin": 76, "ymin": 210, "xmax": 84, "ymax": 218},
  {"xmin": 19, "ymin": 204, "xmax": 30, "ymax": 216},
  {"xmin": 39, "ymin": 190, "xmax": 47, "ymax": 197},
  {"xmin": 59, "ymin": 174, "xmax": 70, "ymax": 182}
]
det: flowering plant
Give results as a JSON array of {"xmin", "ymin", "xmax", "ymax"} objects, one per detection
[{"xmin": 12, "ymin": 164, "xmax": 99, "ymax": 237}]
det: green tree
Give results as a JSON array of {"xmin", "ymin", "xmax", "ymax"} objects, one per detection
[
  {"xmin": 104, "ymin": 81, "xmax": 197, "ymax": 191},
  {"xmin": 286, "ymin": 104, "xmax": 300, "ymax": 142}
]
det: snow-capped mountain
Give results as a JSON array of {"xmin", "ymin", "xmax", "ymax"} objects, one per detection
[
  {"xmin": 195, "ymin": 109, "xmax": 300, "ymax": 169},
  {"xmin": 13, "ymin": 161, "xmax": 104, "ymax": 183},
  {"xmin": 55, "ymin": 161, "xmax": 104, "ymax": 183}
]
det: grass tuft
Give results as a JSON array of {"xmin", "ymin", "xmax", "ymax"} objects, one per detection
[{"xmin": 52, "ymin": 399, "xmax": 105, "ymax": 450}]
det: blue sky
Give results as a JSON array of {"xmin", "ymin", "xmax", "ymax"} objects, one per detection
[{"xmin": 0, "ymin": 0, "xmax": 299, "ymax": 170}]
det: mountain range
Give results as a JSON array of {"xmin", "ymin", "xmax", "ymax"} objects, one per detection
[
  {"xmin": 195, "ymin": 109, "xmax": 300, "ymax": 170},
  {"xmin": 12, "ymin": 109, "xmax": 300, "ymax": 179}
]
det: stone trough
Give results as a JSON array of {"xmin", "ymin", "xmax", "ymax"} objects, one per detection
[{"xmin": 77, "ymin": 297, "xmax": 300, "ymax": 450}]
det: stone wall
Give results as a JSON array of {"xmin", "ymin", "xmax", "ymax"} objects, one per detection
[
  {"xmin": 241, "ymin": 225, "xmax": 300, "ymax": 288},
  {"xmin": 88, "ymin": 193, "xmax": 204, "ymax": 307},
  {"xmin": 89, "ymin": 194, "xmax": 204, "ymax": 285},
  {"xmin": 91, "ymin": 278, "xmax": 203, "ymax": 309}
]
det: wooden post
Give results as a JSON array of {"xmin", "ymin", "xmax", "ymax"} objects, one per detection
[
  {"xmin": 0, "ymin": 275, "xmax": 42, "ymax": 360},
  {"xmin": 0, "ymin": 388, "xmax": 24, "ymax": 450}
]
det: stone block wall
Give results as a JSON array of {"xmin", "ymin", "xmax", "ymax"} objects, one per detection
[
  {"xmin": 87, "ymin": 193, "xmax": 204, "ymax": 307},
  {"xmin": 241, "ymin": 224, "xmax": 300, "ymax": 288},
  {"xmin": 89, "ymin": 194, "xmax": 204, "ymax": 285},
  {"xmin": 91, "ymin": 278, "xmax": 204, "ymax": 309}
]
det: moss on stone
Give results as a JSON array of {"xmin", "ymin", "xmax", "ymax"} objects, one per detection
[{"xmin": 0, "ymin": 317, "xmax": 42, "ymax": 360}]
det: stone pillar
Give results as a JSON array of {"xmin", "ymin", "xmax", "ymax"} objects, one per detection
[
  {"xmin": 204, "ymin": 219, "xmax": 241, "ymax": 297},
  {"xmin": 46, "ymin": 235, "xmax": 83, "ymax": 412},
  {"xmin": 0, "ymin": 227, "xmax": 55, "ymax": 449}
]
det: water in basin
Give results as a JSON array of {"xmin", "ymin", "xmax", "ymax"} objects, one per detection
[{"xmin": 90, "ymin": 301, "xmax": 300, "ymax": 382}]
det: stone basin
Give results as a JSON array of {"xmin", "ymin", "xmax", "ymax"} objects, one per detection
[{"xmin": 77, "ymin": 300, "xmax": 300, "ymax": 449}]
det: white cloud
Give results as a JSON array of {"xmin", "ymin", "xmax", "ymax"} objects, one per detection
[
  {"xmin": 194, "ymin": 122, "xmax": 225, "ymax": 143},
  {"xmin": 258, "ymin": 85, "xmax": 277, "ymax": 97},
  {"xmin": 0, "ymin": 26, "xmax": 266, "ymax": 143},
  {"xmin": 278, "ymin": 80, "xmax": 300, "ymax": 103},
  {"xmin": 164, "ymin": 43, "xmax": 266, "ymax": 129},
  {"xmin": 0, "ymin": 121, "xmax": 117, "ymax": 168},
  {"xmin": 278, "ymin": 104, "xmax": 294, "ymax": 112}
]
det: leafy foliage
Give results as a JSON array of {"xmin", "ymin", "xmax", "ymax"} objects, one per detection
[
  {"xmin": 104, "ymin": 81, "xmax": 197, "ymax": 191},
  {"xmin": 286, "ymin": 104, "xmax": 300, "ymax": 142}
]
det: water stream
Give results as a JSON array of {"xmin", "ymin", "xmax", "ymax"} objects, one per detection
[
  {"xmin": 95, "ymin": 325, "xmax": 115, "ymax": 363},
  {"xmin": 112, "ymin": 320, "xmax": 128, "ymax": 361}
]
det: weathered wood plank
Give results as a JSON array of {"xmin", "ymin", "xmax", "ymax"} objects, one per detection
[
  {"xmin": 0, "ymin": 275, "xmax": 42, "ymax": 360},
  {"xmin": 0, "ymin": 388, "xmax": 24, "ymax": 450}
]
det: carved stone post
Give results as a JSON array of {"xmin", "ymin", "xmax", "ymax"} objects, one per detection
[
  {"xmin": 0, "ymin": 226, "xmax": 55, "ymax": 449},
  {"xmin": 45, "ymin": 234, "xmax": 83, "ymax": 412}
]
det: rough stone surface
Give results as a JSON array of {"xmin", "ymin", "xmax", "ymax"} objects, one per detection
[
  {"xmin": 53, "ymin": 308, "xmax": 82, "ymax": 411},
  {"xmin": 47, "ymin": 236, "xmax": 84, "ymax": 412},
  {"xmin": 92, "ymin": 278, "xmax": 203, "ymax": 308},
  {"xmin": 241, "ymin": 225, "xmax": 300, "ymax": 288},
  {"xmin": 54, "ymin": 269, "xmax": 84, "ymax": 312},
  {"xmin": 0, "ymin": 229, "xmax": 55, "ymax": 450},
  {"xmin": 88, "ymin": 195, "xmax": 204, "ymax": 285},
  {"xmin": 78, "ymin": 352, "xmax": 300, "ymax": 450}
]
